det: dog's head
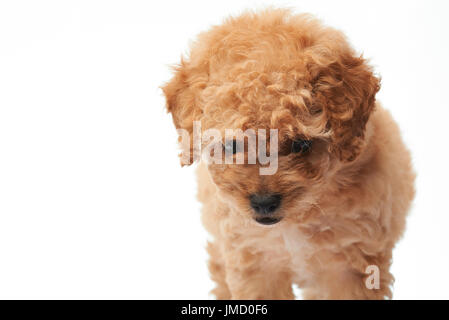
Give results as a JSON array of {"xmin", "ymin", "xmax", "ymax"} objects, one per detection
[{"xmin": 162, "ymin": 10, "xmax": 380, "ymax": 226}]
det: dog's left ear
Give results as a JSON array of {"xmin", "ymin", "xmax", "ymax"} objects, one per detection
[
  {"xmin": 309, "ymin": 52, "xmax": 380, "ymax": 162},
  {"xmin": 161, "ymin": 58, "xmax": 208, "ymax": 165}
]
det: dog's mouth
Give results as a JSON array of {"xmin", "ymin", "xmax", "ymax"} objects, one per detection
[{"xmin": 254, "ymin": 216, "xmax": 283, "ymax": 225}]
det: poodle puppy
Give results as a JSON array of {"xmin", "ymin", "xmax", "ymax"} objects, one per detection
[{"xmin": 162, "ymin": 9, "xmax": 415, "ymax": 299}]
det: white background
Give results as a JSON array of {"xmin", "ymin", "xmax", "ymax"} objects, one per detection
[{"xmin": 0, "ymin": 0, "xmax": 448, "ymax": 299}]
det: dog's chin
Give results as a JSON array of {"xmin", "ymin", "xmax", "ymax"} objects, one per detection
[{"xmin": 254, "ymin": 216, "xmax": 283, "ymax": 226}]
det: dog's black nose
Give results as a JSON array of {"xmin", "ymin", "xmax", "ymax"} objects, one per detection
[{"xmin": 250, "ymin": 194, "xmax": 282, "ymax": 215}]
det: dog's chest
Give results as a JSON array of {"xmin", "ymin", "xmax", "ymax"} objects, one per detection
[{"xmin": 277, "ymin": 224, "xmax": 314, "ymax": 284}]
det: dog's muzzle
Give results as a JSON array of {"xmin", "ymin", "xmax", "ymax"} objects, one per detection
[{"xmin": 250, "ymin": 193, "xmax": 283, "ymax": 225}]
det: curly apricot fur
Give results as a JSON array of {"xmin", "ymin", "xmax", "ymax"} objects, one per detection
[{"xmin": 163, "ymin": 9, "xmax": 415, "ymax": 300}]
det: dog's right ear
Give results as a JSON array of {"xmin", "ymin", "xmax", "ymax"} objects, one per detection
[{"xmin": 162, "ymin": 58, "xmax": 208, "ymax": 165}]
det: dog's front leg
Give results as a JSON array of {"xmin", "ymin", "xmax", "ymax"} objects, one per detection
[
  {"xmin": 302, "ymin": 246, "xmax": 394, "ymax": 300},
  {"xmin": 222, "ymin": 244, "xmax": 294, "ymax": 300}
]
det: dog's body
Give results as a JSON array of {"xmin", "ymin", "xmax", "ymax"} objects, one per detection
[
  {"xmin": 198, "ymin": 105, "xmax": 414, "ymax": 299},
  {"xmin": 163, "ymin": 9, "xmax": 415, "ymax": 299}
]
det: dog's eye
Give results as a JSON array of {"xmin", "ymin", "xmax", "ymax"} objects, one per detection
[
  {"xmin": 223, "ymin": 140, "xmax": 238, "ymax": 154},
  {"xmin": 291, "ymin": 139, "xmax": 312, "ymax": 154}
]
